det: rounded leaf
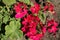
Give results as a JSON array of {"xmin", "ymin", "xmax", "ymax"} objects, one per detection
[{"xmin": 3, "ymin": 0, "xmax": 16, "ymax": 5}]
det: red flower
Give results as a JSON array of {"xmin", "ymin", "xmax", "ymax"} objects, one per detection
[
  {"xmin": 14, "ymin": 2, "xmax": 28, "ymax": 18},
  {"xmin": 43, "ymin": 2, "xmax": 54, "ymax": 13},
  {"xmin": 30, "ymin": 33, "xmax": 43, "ymax": 40},
  {"xmin": 49, "ymin": 3, "xmax": 54, "ymax": 12},
  {"xmin": 42, "ymin": 27, "xmax": 46, "ymax": 34},
  {"xmin": 15, "ymin": 8, "xmax": 27, "ymax": 18},
  {"xmin": 47, "ymin": 19, "xmax": 58, "ymax": 34},
  {"xmin": 21, "ymin": 27, "xmax": 26, "ymax": 32},
  {"xmin": 26, "ymin": 28, "xmax": 37, "ymax": 37},
  {"xmin": 44, "ymin": 5, "xmax": 48, "ymax": 11},
  {"xmin": 30, "ymin": 3, "xmax": 40, "ymax": 14},
  {"xmin": 21, "ymin": 14, "xmax": 44, "ymax": 40}
]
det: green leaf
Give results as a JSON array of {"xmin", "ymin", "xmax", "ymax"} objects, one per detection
[
  {"xmin": 3, "ymin": 15, "xmax": 9, "ymax": 23},
  {"xmin": 5, "ymin": 20, "xmax": 23, "ymax": 40},
  {"xmin": 3, "ymin": 0, "xmax": 16, "ymax": 5},
  {"xmin": 0, "ymin": 14, "xmax": 3, "ymax": 22},
  {"xmin": 25, "ymin": 0, "xmax": 30, "ymax": 4},
  {"xmin": 0, "ymin": 22, "xmax": 2, "ymax": 31},
  {"xmin": 5, "ymin": 25, "xmax": 13, "ymax": 35},
  {"xmin": 19, "ymin": 0, "xmax": 30, "ymax": 5},
  {"xmin": 16, "ymin": 21, "xmax": 21, "ymax": 29},
  {"xmin": 10, "ymin": 18, "xmax": 16, "ymax": 21},
  {"xmin": 38, "ymin": 11, "xmax": 46, "ymax": 24},
  {"xmin": 9, "ymin": 20, "xmax": 21, "ymax": 29},
  {"xmin": 17, "ymin": 30, "xmax": 23, "ymax": 37},
  {"xmin": 18, "ymin": 0, "xmax": 24, "ymax": 2}
]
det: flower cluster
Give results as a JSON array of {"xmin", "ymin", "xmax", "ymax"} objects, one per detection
[
  {"xmin": 47, "ymin": 19, "xmax": 58, "ymax": 34},
  {"xmin": 14, "ymin": 1, "xmax": 58, "ymax": 40},
  {"xmin": 14, "ymin": 2, "xmax": 28, "ymax": 18},
  {"xmin": 43, "ymin": 2, "xmax": 56, "ymax": 14},
  {"xmin": 21, "ymin": 14, "xmax": 44, "ymax": 40},
  {"xmin": 30, "ymin": 3, "xmax": 40, "ymax": 14}
]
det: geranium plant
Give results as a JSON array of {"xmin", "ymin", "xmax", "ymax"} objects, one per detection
[{"xmin": 0, "ymin": 0, "xmax": 58, "ymax": 40}]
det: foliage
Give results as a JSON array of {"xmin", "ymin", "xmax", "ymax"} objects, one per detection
[
  {"xmin": 0, "ymin": 5, "xmax": 23, "ymax": 40},
  {"xmin": 19, "ymin": 0, "xmax": 31, "ymax": 5},
  {"xmin": 38, "ymin": 11, "xmax": 46, "ymax": 24},
  {"xmin": 2, "ymin": 0, "xmax": 16, "ymax": 5},
  {"xmin": 1, "ymin": 19, "xmax": 23, "ymax": 40}
]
